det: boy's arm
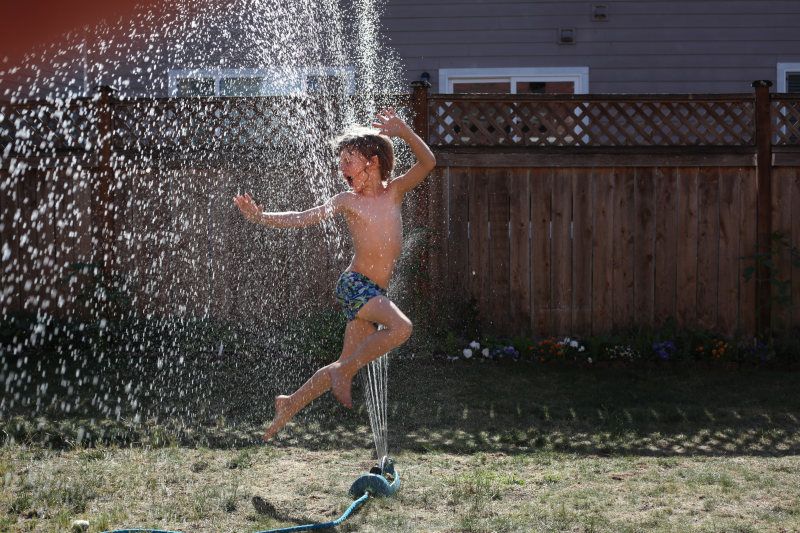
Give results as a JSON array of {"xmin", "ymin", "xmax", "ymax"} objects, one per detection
[
  {"xmin": 233, "ymin": 192, "xmax": 347, "ymax": 228},
  {"xmin": 374, "ymin": 108, "xmax": 436, "ymax": 197}
]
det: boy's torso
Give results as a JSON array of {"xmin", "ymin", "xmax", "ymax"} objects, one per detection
[{"xmin": 342, "ymin": 188, "xmax": 402, "ymax": 288}]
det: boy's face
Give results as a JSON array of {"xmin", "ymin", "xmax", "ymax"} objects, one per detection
[{"xmin": 339, "ymin": 148, "xmax": 370, "ymax": 191}]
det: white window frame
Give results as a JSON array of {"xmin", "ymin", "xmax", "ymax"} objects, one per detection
[
  {"xmin": 168, "ymin": 67, "xmax": 355, "ymax": 97},
  {"xmin": 438, "ymin": 67, "xmax": 590, "ymax": 94},
  {"xmin": 777, "ymin": 63, "xmax": 800, "ymax": 92}
]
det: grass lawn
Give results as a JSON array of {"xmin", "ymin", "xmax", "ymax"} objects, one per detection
[{"xmin": 2, "ymin": 353, "xmax": 800, "ymax": 532}]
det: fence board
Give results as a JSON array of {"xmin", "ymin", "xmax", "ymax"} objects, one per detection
[
  {"xmin": 572, "ymin": 167, "xmax": 593, "ymax": 336},
  {"xmin": 654, "ymin": 167, "xmax": 678, "ymax": 326},
  {"xmin": 739, "ymin": 167, "xmax": 758, "ymax": 334},
  {"xmin": 634, "ymin": 167, "xmax": 656, "ymax": 325},
  {"xmin": 113, "ymin": 167, "xmax": 134, "ymax": 309},
  {"xmin": 37, "ymin": 170, "xmax": 58, "ymax": 315},
  {"xmin": 447, "ymin": 168, "xmax": 470, "ymax": 298},
  {"xmin": 718, "ymin": 167, "xmax": 741, "ymax": 336},
  {"xmin": 772, "ymin": 167, "xmax": 794, "ymax": 328},
  {"xmin": 696, "ymin": 167, "xmax": 720, "ymax": 330},
  {"xmin": 488, "ymin": 168, "xmax": 510, "ymax": 330},
  {"xmin": 468, "ymin": 169, "xmax": 490, "ymax": 326},
  {"xmin": 552, "ymin": 168, "xmax": 572, "ymax": 334},
  {"xmin": 0, "ymin": 170, "xmax": 20, "ymax": 314},
  {"xmin": 612, "ymin": 168, "xmax": 635, "ymax": 328},
  {"xmin": 50, "ymin": 168, "xmax": 76, "ymax": 314},
  {"xmin": 592, "ymin": 168, "xmax": 615, "ymax": 333},
  {"xmin": 676, "ymin": 168, "xmax": 699, "ymax": 329},
  {"xmin": 530, "ymin": 168, "xmax": 552, "ymax": 337},
  {"xmin": 208, "ymin": 169, "xmax": 236, "ymax": 321},
  {"xmin": 508, "ymin": 168, "xmax": 530, "ymax": 335},
  {"xmin": 170, "ymin": 169, "xmax": 211, "ymax": 317},
  {"xmin": 18, "ymin": 169, "xmax": 39, "ymax": 314},
  {"xmin": 792, "ymin": 168, "xmax": 800, "ymax": 328},
  {"xmin": 426, "ymin": 167, "xmax": 448, "ymax": 295}
]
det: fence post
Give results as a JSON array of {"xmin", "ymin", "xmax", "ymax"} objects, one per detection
[
  {"xmin": 409, "ymin": 79, "xmax": 432, "ymax": 308},
  {"xmin": 410, "ymin": 80, "xmax": 431, "ymax": 232},
  {"xmin": 752, "ymin": 80, "xmax": 773, "ymax": 337},
  {"xmin": 93, "ymin": 85, "xmax": 116, "ymax": 279},
  {"xmin": 411, "ymin": 79, "xmax": 430, "ymax": 143}
]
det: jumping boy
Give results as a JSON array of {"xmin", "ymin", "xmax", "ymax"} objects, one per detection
[{"xmin": 233, "ymin": 108, "xmax": 435, "ymax": 441}]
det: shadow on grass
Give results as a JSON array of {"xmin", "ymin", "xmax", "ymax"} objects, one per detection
[{"xmin": 2, "ymin": 350, "xmax": 799, "ymax": 458}]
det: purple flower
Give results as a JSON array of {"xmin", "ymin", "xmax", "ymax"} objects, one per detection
[{"xmin": 652, "ymin": 341, "xmax": 674, "ymax": 360}]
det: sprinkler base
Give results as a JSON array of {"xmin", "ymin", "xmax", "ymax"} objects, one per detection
[{"xmin": 349, "ymin": 457, "xmax": 400, "ymax": 498}]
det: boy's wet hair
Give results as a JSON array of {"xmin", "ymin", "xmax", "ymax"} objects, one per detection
[{"xmin": 335, "ymin": 127, "xmax": 395, "ymax": 183}]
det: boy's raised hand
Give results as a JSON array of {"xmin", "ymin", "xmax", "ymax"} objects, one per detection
[
  {"xmin": 233, "ymin": 193, "xmax": 263, "ymax": 223},
  {"xmin": 372, "ymin": 108, "xmax": 409, "ymax": 138}
]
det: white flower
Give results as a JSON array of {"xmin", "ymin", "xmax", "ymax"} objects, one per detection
[
  {"xmin": 579, "ymin": 346, "xmax": 585, "ymax": 352},
  {"xmin": 469, "ymin": 341, "xmax": 481, "ymax": 350},
  {"xmin": 569, "ymin": 340, "xmax": 579, "ymax": 348},
  {"xmin": 482, "ymin": 348, "xmax": 490, "ymax": 357},
  {"xmin": 462, "ymin": 348, "xmax": 473, "ymax": 359},
  {"xmin": 587, "ymin": 357, "xmax": 593, "ymax": 363}
]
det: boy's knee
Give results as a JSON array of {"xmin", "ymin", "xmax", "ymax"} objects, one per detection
[{"xmin": 395, "ymin": 319, "xmax": 413, "ymax": 343}]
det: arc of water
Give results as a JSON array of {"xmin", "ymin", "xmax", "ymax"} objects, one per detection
[{"xmin": 361, "ymin": 350, "xmax": 389, "ymax": 461}]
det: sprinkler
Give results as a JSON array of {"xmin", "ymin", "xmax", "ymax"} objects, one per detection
[{"xmin": 349, "ymin": 456, "xmax": 401, "ymax": 498}]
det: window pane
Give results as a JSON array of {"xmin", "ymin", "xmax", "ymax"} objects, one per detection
[
  {"xmin": 453, "ymin": 81, "xmax": 511, "ymax": 94},
  {"xmin": 221, "ymin": 77, "xmax": 262, "ymax": 96},
  {"xmin": 178, "ymin": 77, "xmax": 215, "ymax": 97},
  {"xmin": 788, "ymin": 73, "xmax": 800, "ymax": 93},
  {"xmin": 516, "ymin": 81, "xmax": 575, "ymax": 94},
  {"xmin": 263, "ymin": 76, "xmax": 302, "ymax": 95},
  {"xmin": 307, "ymin": 75, "xmax": 344, "ymax": 95}
]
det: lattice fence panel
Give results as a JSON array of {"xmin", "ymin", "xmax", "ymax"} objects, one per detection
[
  {"xmin": 772, "ymin": 99, "xmax": 800, "ymax": 145},
  {"xmin": 113, "ymin": 98, "xmax": 318, "ymax": 154},
  {"xmin": 1, "ymin": 94, "xmax": 411, "ymax": 163},
  {"xmin": 428, "ymin": 98, "xmax": 755, "ymax": 147},
  {"xmin": 113, "ymin": 95, "xmax": 410, "ymax": 154},
  {"xmin": 0, "ymin": 99, "xmax": 96, "ymax": 156}
]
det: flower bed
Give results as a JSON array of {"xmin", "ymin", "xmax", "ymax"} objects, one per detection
[{"xmin": 445, "ymin": 329, "xmax": 800, "ymax": 371}]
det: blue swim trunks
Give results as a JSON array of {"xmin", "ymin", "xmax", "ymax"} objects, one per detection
[{"xmin": 335, "ymin": 271, "xmax": 388, "ymax": 322}]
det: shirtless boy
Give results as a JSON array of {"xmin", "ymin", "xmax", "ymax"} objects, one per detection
[{"xmin": 233, "ymin": 108, "xmax": 435, "ymax": 441}]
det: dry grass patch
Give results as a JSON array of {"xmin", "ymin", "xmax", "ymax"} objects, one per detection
[{"xmin": 2, "ymin": 359, "xmax": 800, "ymax": 531}]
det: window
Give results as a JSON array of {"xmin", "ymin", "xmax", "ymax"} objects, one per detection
[
  {"xmin": 433, "ymin": 68, "xmax": 590, "ymax": 145},
  {"xmin": 168, "ymin": 67, "xmax": 354, "ymax": 97},
  {"xmin": 777, "ymin": 63, "xmax": 800, "ymax": 92},
  {"xmin": 438, "ymin": 67, "xmax": 589, "ymax": 94},
  {"xmin": 220, "ymin": 77, "xmax": 262, "ymax": 96},
  {"xmin": 177, "ymin": 77, "xmax": 215, "ymax": 97}
]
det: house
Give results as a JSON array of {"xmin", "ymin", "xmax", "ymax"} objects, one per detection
[
  {"xmin": 2, "ymin": 0, "xmax": 800, "ymax": 101},
  {"xmin": 381, "ymin": 0, "xmax": 800, "ymax": 94}
]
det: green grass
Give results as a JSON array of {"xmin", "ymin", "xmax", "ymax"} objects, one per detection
[{"xmin": 1, "ymin": 353, "xmax": 799, "ymax": 531}]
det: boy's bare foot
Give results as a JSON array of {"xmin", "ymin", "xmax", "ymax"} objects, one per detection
[
  {"xmin": 264, "ymin": 395, "xmax": 292, "ymax": 441},
  {"xmin": 327, "ymin": 364, "xmax": 353, "ymax": 408}
]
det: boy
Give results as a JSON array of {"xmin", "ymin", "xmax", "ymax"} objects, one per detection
[{"xmin": 233, "ymin": 108, "xmax": 435, "ymax": 441}]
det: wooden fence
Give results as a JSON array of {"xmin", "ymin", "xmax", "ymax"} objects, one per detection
[
  {"xmin": 2, "ymin": 83, "xmax": 800, "ymax": 337},
  {"xmin": 412, "ymin": 82, "xmax": 800, "ymax": 337},
  {"xmin": 0, "ymin": 91, "xmax": 408, "ymax": 328}
]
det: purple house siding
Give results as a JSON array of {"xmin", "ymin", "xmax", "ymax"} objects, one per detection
[
  {"xmin": 2, "ymin": 0, "xmax": 800, "ymax": 98},
  {"xmin": 382, "ymin": 0, "xmax": 800, "ymax": 93}
]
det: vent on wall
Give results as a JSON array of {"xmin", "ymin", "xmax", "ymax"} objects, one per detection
[
  {"xmin": 592, "ymin": 5, "xmax": 608, "ymax": 21},
  {"xmin": 559, "ymin": 28, "xmax": 575, "ymax": 44}
]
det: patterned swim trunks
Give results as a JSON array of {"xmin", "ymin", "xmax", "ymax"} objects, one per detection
[{"xmin": 335, "ymin": 271, "xmax": 388, "ymax": 322}]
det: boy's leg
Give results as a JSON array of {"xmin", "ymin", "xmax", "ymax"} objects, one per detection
[
  {"xmin": 264, "ymin": 319, "xmax": 376, "ymax": 441},
  {"xmin": 328, "ymin": 295, "xmax": 412, "ymax": 408}
]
